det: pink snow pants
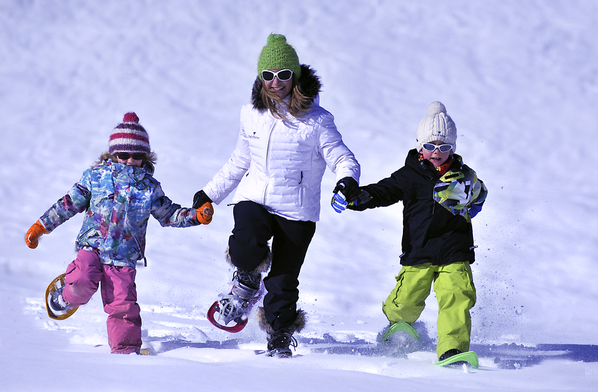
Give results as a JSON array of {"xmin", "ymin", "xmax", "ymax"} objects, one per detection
[{"xmin": 62, "ymin": 249, "xmax": 142, "ymax": 354}]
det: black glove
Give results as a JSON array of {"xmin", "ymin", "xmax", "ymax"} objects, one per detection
[
  {"xmin": 333, "ymin": 177, "xmax": 359, "ymax": 202},
  {"xmin": 192, "ymin": 190, "xmax": 213, "ymax": 209},
  {"xmin": 347, "ymin": 189, "xmax": 373, "ymax": 211}
]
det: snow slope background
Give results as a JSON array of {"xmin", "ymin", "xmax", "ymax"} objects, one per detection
[{"xmin": 1, "ymin": 0, "xmax": 598, "ymax": 390}]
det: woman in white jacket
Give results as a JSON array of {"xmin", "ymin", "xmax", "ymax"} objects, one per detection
[{"xmin": 193, "ymin": 34, "xmax": 360, "ymax": 357}]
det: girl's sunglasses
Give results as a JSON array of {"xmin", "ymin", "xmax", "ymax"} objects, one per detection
[
  {"xmin": 116, "ymin": 152, "xmax": 145, "ymax": 160},
  {"xmin": 422, "ymin": 143, "xmax": 453, "ymax": 153},
  {"xmin": 261, "ymin": 69, "xmax": 293, "ymax": 82}
]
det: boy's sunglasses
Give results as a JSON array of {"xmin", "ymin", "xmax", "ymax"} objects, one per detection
[
  {"xmin": 116, "ymin": 152, "xmax": 145, "ymax": 160},
  {"xmin": 422, "ymin": 143, "xmax": 453, "ymax": 153},
  {"xmin": 261, "ymin": 69, "xmax": 293, "ymax": 82}
]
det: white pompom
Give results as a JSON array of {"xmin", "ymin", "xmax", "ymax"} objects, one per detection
[{"xmin": 428, "ymin": 101, "xmax": 446, "ymax": 115}]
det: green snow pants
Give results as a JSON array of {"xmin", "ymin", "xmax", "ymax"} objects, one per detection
[{"xmin": 382, "ymin": 261, "xmax": 476, "ymax": 358}]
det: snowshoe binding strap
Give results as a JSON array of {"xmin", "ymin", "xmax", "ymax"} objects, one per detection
[
  {"xmin": 436, "ymin": 351, "xmax": 479, "ymax": 369},
  {"xmin": 45, "ymin": 273, "xmax": 78, "ymax": 320},
  {"xmin": 207, "ymin": 300, "xmax": 249, "ymax": 333},
  {"xmin": 380, "ymin": 321, "xmax": 420, "ymax": 344}
]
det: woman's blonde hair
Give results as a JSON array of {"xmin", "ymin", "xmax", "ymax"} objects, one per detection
[
  {"xmin": 260, "ymin": 77, "xmax": 312, "ymax": 121},
  {"xmin": 96, "ymin": 151, "xmax": 157, "ymax": 174}
]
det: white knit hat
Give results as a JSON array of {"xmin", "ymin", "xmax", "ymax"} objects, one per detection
[{"xmin": 415, "ymin": 101, "xmax": 457, "ymax": 152}]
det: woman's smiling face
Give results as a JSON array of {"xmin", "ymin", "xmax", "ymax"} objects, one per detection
[{"xmin": 263, "ymin": 69, "xmax": 293, "ymax": 99}]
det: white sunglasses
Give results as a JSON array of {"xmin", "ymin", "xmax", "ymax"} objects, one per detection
[
  {"xmin": 422, "ymin": 143, "xmax": 453, "ymax": 153},
  {"xmin": 261, "ymin": 69, "xmax": 294, "ymax": 82}
]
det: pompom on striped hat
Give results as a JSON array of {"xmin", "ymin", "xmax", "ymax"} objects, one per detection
[{"xmin": 108, "ymin": 112, "xmax": 151, "ymax": 155}]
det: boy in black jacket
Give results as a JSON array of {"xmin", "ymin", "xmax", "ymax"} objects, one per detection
[{"xmin": 348, "ymin": 101, "xmax": 487, "ymax": 361}]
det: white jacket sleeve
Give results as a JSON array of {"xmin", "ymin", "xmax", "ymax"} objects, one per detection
[
  {"xmin": 202, "ymin": 128, "xmax": 251, "ymax": 205},
  {"xmin": 317, "ymin": 113, "xmax": 361, "ymax": 183}
]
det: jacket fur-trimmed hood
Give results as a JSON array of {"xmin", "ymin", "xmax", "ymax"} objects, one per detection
[{"xmin": 251, "ymin": 64, "xmax": 322, "ymax": 110}]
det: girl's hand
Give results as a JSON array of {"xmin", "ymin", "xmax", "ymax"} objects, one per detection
[
  {"xmin": 25, "ymin": 221, "xmax": 48, "ymax": 249},
  {"xmin": 196, "ymin": 202, "xmax": 214, "ymax": 225}
]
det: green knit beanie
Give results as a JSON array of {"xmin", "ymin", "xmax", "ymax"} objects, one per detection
[{"xmin": 257, "ymin": 34, "xmax": 301, "ymax": 80}]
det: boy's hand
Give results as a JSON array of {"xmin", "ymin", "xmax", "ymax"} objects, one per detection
[
  {"xmin": 25, "ymin": 221, "xmax": 48, "ymax": 249},
  {"xmin": 196, "ymin": 202, "xmax": 214, "ymax": 225},
  {"xmin": 347, "ymin": 189, "xmax": 373, "ymax": 211}
]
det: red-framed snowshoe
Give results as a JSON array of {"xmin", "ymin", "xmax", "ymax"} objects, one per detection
[
  {"xmin": 207, "ymin": 301, "xmax": 250, "ymax": 332},
  {"xmin": 207, "ymin": 280, "xmax": 264, "ymax": 333}
]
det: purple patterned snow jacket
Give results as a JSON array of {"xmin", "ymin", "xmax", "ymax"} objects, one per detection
[{"xmin": 39, "ymin": 160, "xmax": 199, "ymax": 268}]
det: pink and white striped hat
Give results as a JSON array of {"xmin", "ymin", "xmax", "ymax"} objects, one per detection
[{"xmin": 108, "ymin": 112, "xmax": 151, "ymax": 155}]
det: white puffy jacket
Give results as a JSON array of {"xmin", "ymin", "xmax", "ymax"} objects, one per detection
[{"xmin": 203, "ymin": 93, "xmax": 360, "ymax": 222}]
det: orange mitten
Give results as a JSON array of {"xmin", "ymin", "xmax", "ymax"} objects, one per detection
[
  {"xmin": 196, "ymin": 202, "xmax": 214, "ymax": 225},
  {"xmin": 25, "ymin": 220, "xmax": 49, "ymax": 249}
]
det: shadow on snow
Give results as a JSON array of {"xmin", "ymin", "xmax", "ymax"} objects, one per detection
[{"xmin": 143, "ymin": 326, "xmax": 598, "ymax": 370}]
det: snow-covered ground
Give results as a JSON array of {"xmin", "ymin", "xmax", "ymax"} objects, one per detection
[{"xmin": 1, "ymin": 1, "xmax": 597, "ymax": 390}]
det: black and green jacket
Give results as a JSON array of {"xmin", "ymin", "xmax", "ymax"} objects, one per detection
[{"xmin": 349, "ymin": 149, "xmax": 487, "ymax": 266}]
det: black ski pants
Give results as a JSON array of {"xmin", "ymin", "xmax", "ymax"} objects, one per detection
[{"xmin": 228, "ymin": 201, "xmax": 316, "ymax": 331}]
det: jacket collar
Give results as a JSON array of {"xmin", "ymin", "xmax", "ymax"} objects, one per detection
[{"xmin": 105, "ymin": 159, "xmax": 151, "ymax": 180}]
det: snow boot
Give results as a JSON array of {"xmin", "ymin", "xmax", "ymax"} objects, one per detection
[
  {"xmin": 266, "ymin": 329, "xmax": 298, "ymax": 358},
  {"xmin": 258, "ymin": 307, "xmax": 306, "ymax": 358}
]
